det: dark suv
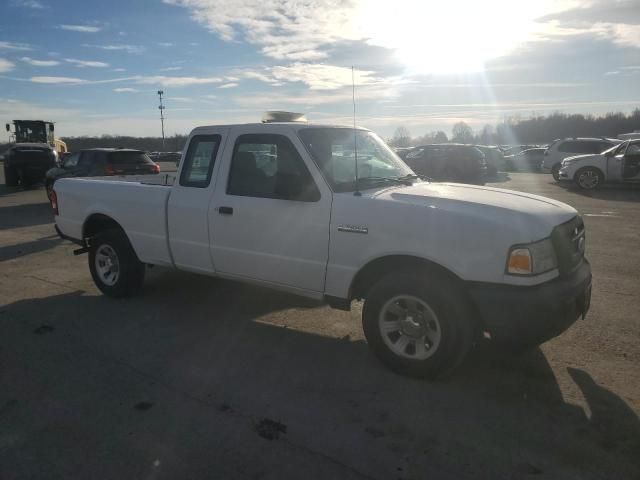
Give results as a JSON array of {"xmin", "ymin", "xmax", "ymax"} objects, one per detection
[
  {"xmin": 45, "ymin": 148, "xmax": 160, "ymax": 196},
  {"xmin": 404, "ymin": 144, "xmax": 487, "ymax": 183}
]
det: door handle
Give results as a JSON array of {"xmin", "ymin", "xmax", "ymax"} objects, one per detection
[{"xmin": 218, "ymin": 206, "xmax": 233, "ymax": 215}]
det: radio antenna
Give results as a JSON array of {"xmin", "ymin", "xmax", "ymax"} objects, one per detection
[{"xmin": 352, "ymin": 66, "xmax": 361, "ymax": 196}]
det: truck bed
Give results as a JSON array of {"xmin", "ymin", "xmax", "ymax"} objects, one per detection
[{"xmin": 54, "ymin": 177, "xmax": 174, "ymax": 266}]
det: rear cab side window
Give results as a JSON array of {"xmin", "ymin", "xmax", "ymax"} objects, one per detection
[{"xmin": 180, "ymin": 135, "xmax": 222, "ymax": 188}]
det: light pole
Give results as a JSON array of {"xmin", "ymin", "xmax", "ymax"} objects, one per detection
[{"xmin": 157, "ymin": 90, "xmax": 166, "ymax": 151}]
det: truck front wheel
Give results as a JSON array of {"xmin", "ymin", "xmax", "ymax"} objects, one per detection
[
  {"xmin": 89, "ymin": 229, "xmax": 145, "ymax": 298},
  {"xmin": 362, "ymin": 271, "xmax": 474, "ymax": 379}
]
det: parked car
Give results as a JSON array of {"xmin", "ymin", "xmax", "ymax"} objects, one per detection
[
  {"xmin": 475, "ymin": 146, "xmax": 505, "ymax": 175},
  {"xmin": 507, "ymin": 148, "xmax": 545, "ymax": 172},
  {"xmin": 2, "ymin": 143, "xmax": 58, "ymax": 187},
  {"xmin": 393, "ymin": 147, "xmax": 413, "ymax": 159},
  {"xmin": 52, "ymin": 119, "xmax": 591, "ymax": 379},
  {"xmin": 558, "ymin": 140, "xmax": 640, "ymax": 189},
  {"xmin": 404, "ymin": 144, "xmax": 487, "ymax": 183},
  {"xmin": 501, "ymin": 145, "xmax": 538, "ymax": 157},
  {"xmin": 543, "ymin": 138, "xmax": 621, "ymax": 180},
  {"xmin": 45, "ymin": 148, "xmax": 160, "ymax": 196}
]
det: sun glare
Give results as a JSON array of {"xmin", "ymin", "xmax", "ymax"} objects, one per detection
[{"xmin": 357, "ymin": 0, "xmax": 557, "ymax": 74}]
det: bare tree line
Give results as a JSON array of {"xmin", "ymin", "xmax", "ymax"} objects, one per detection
[{"xmin": 388, "ymin": 109, "xmax": 640, "ymax": 147}]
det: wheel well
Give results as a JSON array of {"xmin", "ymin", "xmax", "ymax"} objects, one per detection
[
  {"xmin": 350, "ymin": 255, "xmax": 484, "ymax": 336},
  {"xmin": 82, "ymin": 214, "xmax": 124, "ymax": 241},
  {"xmin": 350, "ymin": 255, "xmax": 461, "ymax": 301}
]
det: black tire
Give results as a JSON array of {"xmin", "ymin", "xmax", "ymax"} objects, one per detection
[
  {"xmin": 362, "ymin": 270, "xmax": 475, "ymax": 379},
  {"xmin": 4, "ymin": 165, "xmax": 19, "ymax": 187},
  {"xmin": 551, "ymin": 164, "xmax": 561, "ymax": 181},
  {"xmin": 89, "ymin": 229, "xmax": 145, "ymax": 298},
  {"xmin": 574, "ymin": 167, "xmax": 604, "ymax": 190}
]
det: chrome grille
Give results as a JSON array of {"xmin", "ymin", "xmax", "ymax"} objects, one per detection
[{"xmin": 551, "ymin": 216, "xmax": 585, "ymax": 274}]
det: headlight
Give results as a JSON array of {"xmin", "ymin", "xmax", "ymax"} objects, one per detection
[{"xmin": 506, "ymin": 238, "xmax": 557, "ymax": 275}]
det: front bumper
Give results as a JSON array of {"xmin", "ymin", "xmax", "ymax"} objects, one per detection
[
  {"xmin": 467, "ymin": 260, "xmax": 592, "ymax": 345},
  {"xmin": 558, "ymin": 166, "xmax": 572, "ymax": 181}
]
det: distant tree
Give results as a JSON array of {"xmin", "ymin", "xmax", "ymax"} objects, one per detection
[
  {"xmin": 390, "ymin": 126, "xmax": 412, "ymax": 147},
  {"xmin": 433, "ymin": 130, "xmax": 448, "ymax": 143},
  {"xmin": 451, "ymin": 122, "xmax": 473, "ymax": 143},
  {"xmin": 478, "ymin": 124, "xmax": 494, "ymax": 145}
]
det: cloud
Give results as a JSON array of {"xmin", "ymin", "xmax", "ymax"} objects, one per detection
[
  {"xmin": 218, "ymin": 82, "xmax": 238, "ymax": 89},
  {"xmin": 159, "ymin": 66, "xmax": 182, "ymax": 71},
  {"xmin": 163, "ymin": 0, "xmax": 361, "ymax": 60},
  {"xmin": 168, "ymin": 96, "xmax": 193, "ymax": 102},
  {"xmin": 0, "ymin": 59, "xmax": 15, "ymax": 73},
  {"xmin": 30, "ymin": 76, "xmax": 88, "ymax": 84},
  {"xmin": 0, "ymin": 41, "xmax": 31, "ymax": 51},
  {"xmin": 112, "ymin": 68, "xmax": 126, "ymax": 72},
  {"xmin": 604, "ymin": 71, "xmax": 620, "ymax": 76},
  {"xmin": 20, "ymin": 57, "xmax": 60, "ymax": 66},
  {"xmin": 10, "ymin": 0, "xmax": 45, "ymax": 8},
  {"xmin": 134, "ymin": 75, "xmax": 224, "ymax": 87},
  {"xmin": 60, "ymin": 24, "xmax": 102, "ymax": 33},
  {"xmin": 113, "ymin": 87, "xmax": 138, "ymax": 92},
  {"xmin": 65, "ymin": 58, "xmax": 110, "ymax": 68},
  {"xmin": 240, "ymin": 64, "xmax": 381, "ymax": 90},
  {"xmin": 82, "ymin": 44, "xmax": 145, "ymax": 54},
  {"xmin": 158, "ymin": 42, "xmax": 174, "ymax": 47}
]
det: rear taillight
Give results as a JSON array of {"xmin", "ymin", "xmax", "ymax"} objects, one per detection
[
  {"xmin": 152, "ymin": 163, "xmax": 160, "ymax": 174},
  {"xmin": 50, "ymin": 189, "xmax": 59, "ymax": 215},
  {"xmin": 104, "ymin": 163, "xmax": 115, "ymax": 175}
]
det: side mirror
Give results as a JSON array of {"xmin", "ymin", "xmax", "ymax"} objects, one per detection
[{"xmin": 604, "ymin": 150, "xmax": 613, "ymax": 158}]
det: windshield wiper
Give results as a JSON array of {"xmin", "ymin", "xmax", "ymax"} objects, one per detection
[
  {"xmin": 359, "ymin": 176, "xmax": 414, "ymax": 186},
  {"xmin": 397, "ymin": 173, "xmax": 432, "ymax": 182}
]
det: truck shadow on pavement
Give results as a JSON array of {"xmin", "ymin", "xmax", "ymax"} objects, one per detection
[
  {"xmin": 0, "ymin": 234, "xmax": 62, "ymax": 262},
  {"xmin": 1, "ymin": 272, "xmax": 638, "ymax": 479},
  {"xmin": 0, "ymin": 201, "xmax": 54, "ymax": 230}
]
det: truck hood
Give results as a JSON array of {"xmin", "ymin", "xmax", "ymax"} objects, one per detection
[{"xmin": 369, "ymin": 181, "xmax": 577, "ymax": 235}]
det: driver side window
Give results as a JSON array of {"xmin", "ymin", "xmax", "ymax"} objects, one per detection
[{"xmin": 227, "ymin": 134, "xmax": 320, "ymax": 202}]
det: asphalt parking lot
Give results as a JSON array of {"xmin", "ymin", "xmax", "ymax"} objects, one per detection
[{"xmin": 1, "ymin": 167, "xmax": 639, "ymax": 480}]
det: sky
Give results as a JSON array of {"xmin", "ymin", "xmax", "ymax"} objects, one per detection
[{"xmin": 0, "ymin": 0, "xmax": 639, "ymax": 141}]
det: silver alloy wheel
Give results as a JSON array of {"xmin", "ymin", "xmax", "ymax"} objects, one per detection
[
  {"xmin": 578, "ymin": 170, "xmax": 600, "ymax": 189},
  {"xmin": 95, "ymin": 244, "xmax": 120, "ymax": 286},
  {"xmin": 378, "ymin": 295, "xmax": 442, "ymax": 360}
]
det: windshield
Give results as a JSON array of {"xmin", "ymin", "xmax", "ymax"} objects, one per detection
[{"xmin": 298, "ymin": 128, "xmax": 413, "ymax": 192}]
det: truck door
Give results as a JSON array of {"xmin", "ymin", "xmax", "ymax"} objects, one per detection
[
  {"xmin": 209, "ymin": 128, "xmax": 332, "ymax": 295},
  {"xmin": 167, "ymin": 131, "xmax": 226, "ymax": 274},
  {"xmin": 622, "ymin": 142, "xmax": 640, "ymax": 181}
]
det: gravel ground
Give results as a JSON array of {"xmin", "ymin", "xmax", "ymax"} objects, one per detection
[{"xmin": 1, "ymin": 166, "xmax": 638, "ymax": 480}]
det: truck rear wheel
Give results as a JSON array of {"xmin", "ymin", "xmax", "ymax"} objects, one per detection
[
  {"xmin": 89, "ymin": 229, "xmax": 145, "ymax": 298},
  {"xmin": 551, "ymin": 164, "xmax": 561, "ymax": 181},
  {"xmin": 362, "ymin": 270, "xmax": 474, "ymax": 379}
]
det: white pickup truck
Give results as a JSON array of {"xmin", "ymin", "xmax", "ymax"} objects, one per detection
[{"xmin": 52, "ymin": 119, "xmax": 592, "ymax": 378}]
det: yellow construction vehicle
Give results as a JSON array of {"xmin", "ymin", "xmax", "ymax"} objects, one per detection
[{"xmin": 5, "ymin": 120, "xmax": 67, "ymax": 155}]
